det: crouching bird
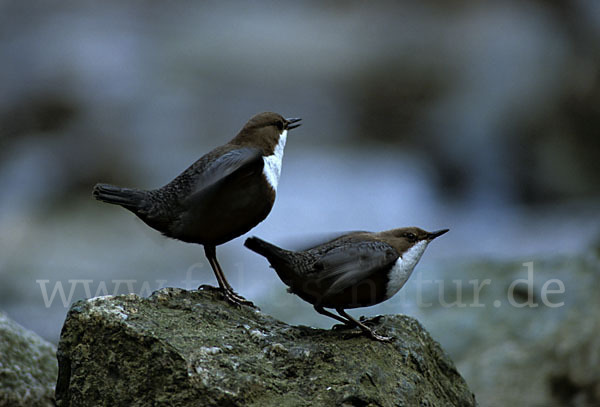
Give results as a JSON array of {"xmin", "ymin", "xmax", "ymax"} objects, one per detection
[
  {"xmin": 93, "ymin": 112, "xmax": 301, "ymax": 307},
  {"xmin": 244, "ymin": 227, "xmax": 448, "ymax": 340}
]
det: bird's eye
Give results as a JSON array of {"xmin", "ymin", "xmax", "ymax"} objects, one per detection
[
  {"xmin": 405, "ymin": 233, "xmax": 417, "ymax": 241},
  {"xmin": 275, "ymin": 121, "xmax": 284, "ymax": 130}
]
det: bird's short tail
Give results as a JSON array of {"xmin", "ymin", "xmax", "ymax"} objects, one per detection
[
  {"xmin": 244, "ymin": 237, "xmax": 290, "ymax": 264},
  {"xmin": 245, "ymin": 237, "xmax": 299, "ymax": 286},
  {"xmin": 92, "ymin": 183, "xmax": 146, "ymax": 211}
]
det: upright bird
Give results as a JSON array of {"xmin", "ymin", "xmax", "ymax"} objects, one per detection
[
  {"xmin": 245, "ymin": 227, "xmax": 448, "ymax": 341},
  {"xmin": 93, "ymin": 112, "xmax": 301, "ymax": 307}
]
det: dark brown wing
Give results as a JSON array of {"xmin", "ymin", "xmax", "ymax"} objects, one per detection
[
  {"xmin": 311, "ymin": 241, "xmax": 399, "ymax": 296},
  {"xmin": 162, "ymin": 147, "xmax": 269, "ymax": 244},
  {"xmin": 286, "ymin": 231, "xmax": 369, "ymax": 252},
  {"xmin": 183, "ymin": 147, "xmax": 264, "ymax": 205}
]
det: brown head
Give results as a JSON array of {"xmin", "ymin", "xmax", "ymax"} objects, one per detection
[
  {"xmin": 375, "ymin": 227, "xmax": 449, "ymax": 254},
  {"xmin": 231, "ymin": 112, "xmax": 301, "ymax": 155}
]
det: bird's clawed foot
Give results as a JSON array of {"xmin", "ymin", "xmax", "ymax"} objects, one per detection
[
  {"xmin": 197, "ymin": 284, "xmax": 257, "ymax": 308},
  {"xmin": 221, "ymin": 288, "xmax": 257, "ymax": 309},
  {"xmin": 366, "ymin": 330, "xmax": 392, "ymax": 342},
  {"xmin": 359, "ymin": 315, "xmax": 384, "ymax": 326},
  {"xmin": 333, "ymin": 324, "xmax": 391, "ymax": 342}
]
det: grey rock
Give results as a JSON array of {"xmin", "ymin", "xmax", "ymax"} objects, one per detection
[
  {"xmin": 0, "ymin": 312, "xmax": 57, "ymax": 407},
  {"xmin": 56, "ymin": 287, "xmax": 475, "ymax": 407}
]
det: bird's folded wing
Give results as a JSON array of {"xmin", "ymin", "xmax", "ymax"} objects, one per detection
[
  {"xmin": 184, "ymin": 147, "xmax": 264, "ymax": 204},
  {"xmin": 289, "ymin": 231, "xmax": 368, "ymax": 252},
  {"xmin": 313, "ymin": 242, "xmax": 398, "ymax": 296}
]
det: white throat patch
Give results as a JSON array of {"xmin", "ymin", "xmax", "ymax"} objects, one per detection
[
  {"xmin": 262, "ymin": 130, "xmax": 287, "ymax": 191},
  {"xmin": 385, "ymin": 240, "xmax": 428, "ymax": 300}
]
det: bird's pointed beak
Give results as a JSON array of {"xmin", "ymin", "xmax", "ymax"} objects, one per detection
[
  {"xmin": 285, "ymin": 117, "xmax": 302, "ymax": 130},
  {"xmin": 427, "ymin": 229, "xmax": 449, "ymax": 240}
]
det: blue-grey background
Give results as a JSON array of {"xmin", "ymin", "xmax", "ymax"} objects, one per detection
[{"xmin": 1, "ymin": 1, "xmax": 599, "ymax": 404}]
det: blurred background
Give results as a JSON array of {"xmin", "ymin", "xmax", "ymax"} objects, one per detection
[{"xmin": 1, "ymin": 1, "xmax": 599, "ymax": 405}]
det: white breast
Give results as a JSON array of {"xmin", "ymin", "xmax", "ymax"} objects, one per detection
[
  {"xmin": 385, "ymin": 240, "xmax": 428, "ymax": 300},
  {"xmin": 262, "ymin": 130, "xmax": 287, "ymax": 191}
]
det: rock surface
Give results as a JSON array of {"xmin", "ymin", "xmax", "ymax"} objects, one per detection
[
  {"xmin": 0, "ymin": 312, "xmax": 58, "ymax": 407},
  {"xmin": 56, "ymin": 287, "xmax": 475, "ymax": 407}
]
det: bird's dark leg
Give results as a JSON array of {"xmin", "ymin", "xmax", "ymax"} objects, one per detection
[
  {"xmin": 314, "ymin": 305, "xmax": 355, "ymax": 326},
  {"xmin": 202, "ymin": 245, "xmax": 255, "ymax": 308},
  {"xmin": 203, "ymin": 245, "xmax": 231, "ymax": 291},
  {"xmin": 211, "ymin": 254, "xmax": 257, "ymax": 308},
  {"xmin": 336, "ymin": 308, "xmax": 391, "ymax": 342}
]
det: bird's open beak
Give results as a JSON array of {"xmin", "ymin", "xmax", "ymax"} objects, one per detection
[
  {"xmin": 285, "ymin": 117, "xmax": 302, "ymax": 130},
  {"xmin": 427, "ymin": 229, "xmax": 449, "ymax": 240}
]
